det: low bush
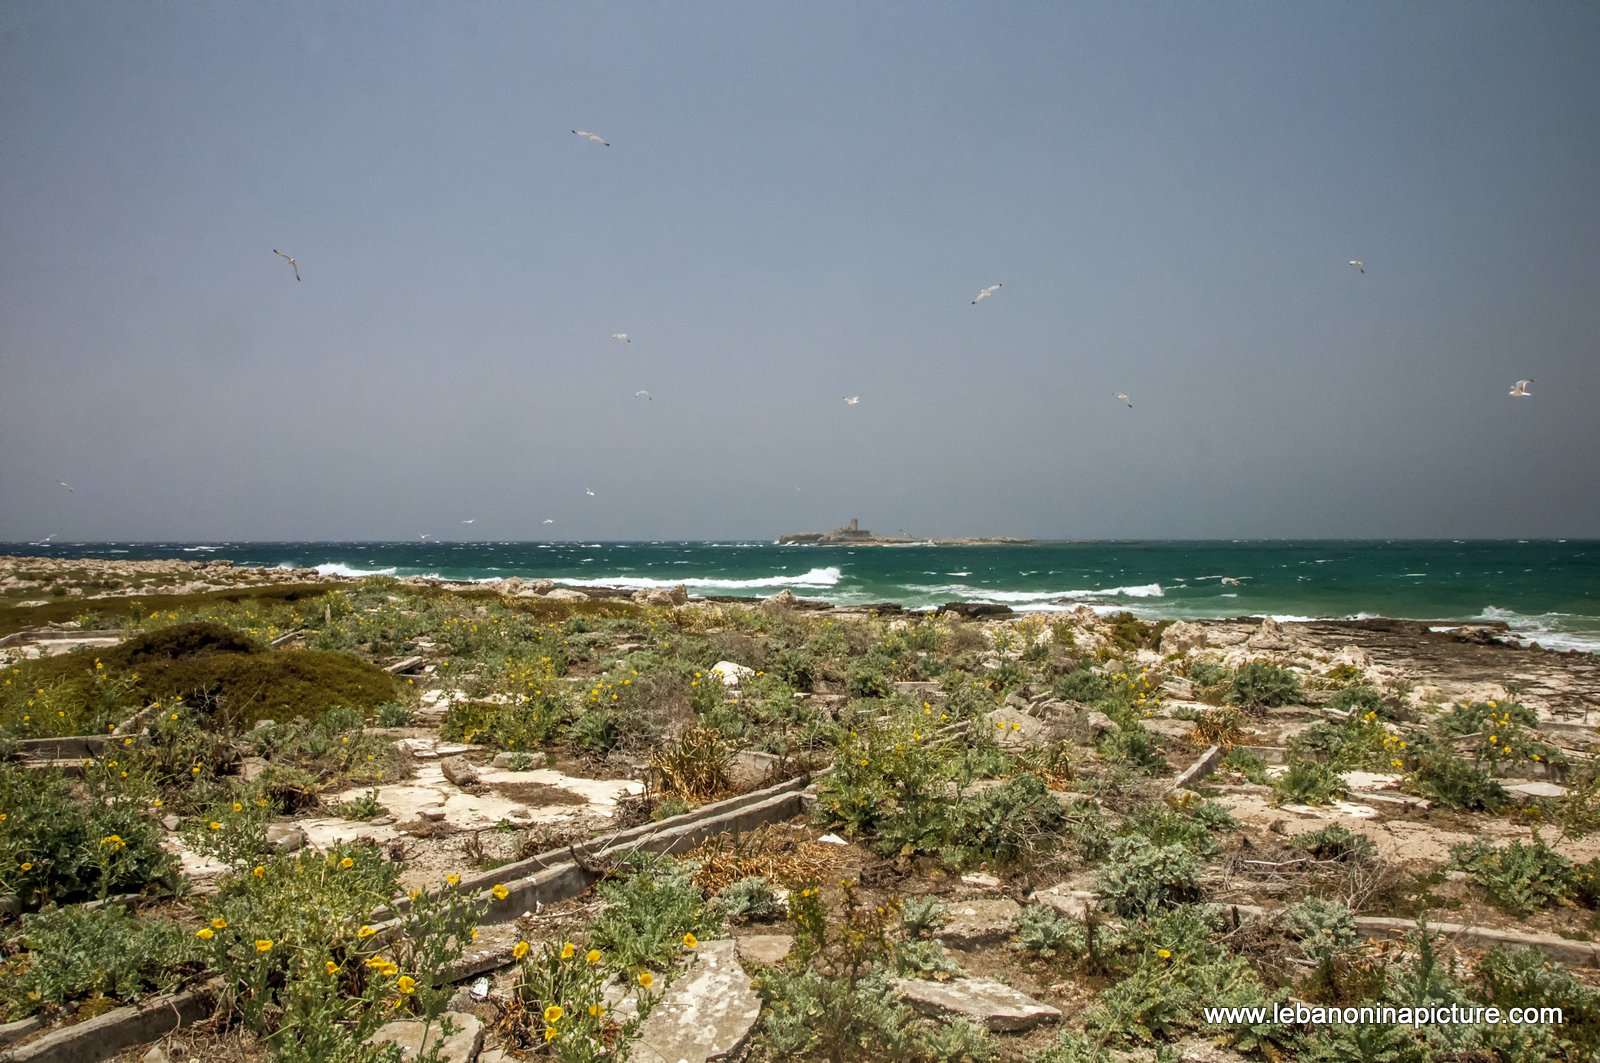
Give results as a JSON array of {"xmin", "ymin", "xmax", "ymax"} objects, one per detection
[
  {"xmin": 1094, "ymin": 836, "xmax": 1202, "ymax": 917},
  {"xmin": 588, "ymin": 853, "xmax": 721, "ymax": 971},
  {"xmin": 1228, "ymin": 662, "xmax": 1302, "ymax": 709},
  {"xmin": 1451, "ymin": 837, "xmax": 1585, "ymax": 916},
  {"xmin": 1271, "ymin": 760, "xmax": 1348, "ymax": 806},
  {"xmin": 0, "ymin": 905, "xmax": 203, "ymax": 1020},
  {"xmin": 1406, "ymin": 752, "xmax": 1508, "ymax": 812}
]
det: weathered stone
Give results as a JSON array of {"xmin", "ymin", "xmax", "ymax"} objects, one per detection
[
  {"xmin": 141, "ymin": 1047, "xmax": 169, "ymax": 1063},
  {"xmin": 1161, "ymin": 621, "xmax": 1208, "ymax": 655},
  {"xmin": 764, "ymin": 589, "xmax": 798, "ymax": 607},
  {"xmin": 1142, "ymin": 716, "xmax": 1197, "ymax": 741},
  {"xmin": 982, "ymin": 706, "xmax": 1064, "ymax": 750},
  {"xmin": 1081, "ymin": 711, "xmax": 1119, "ymax": 740},
  {"xmin": 630, "ymin": 939, "xmax": 762, "ymax": 1062},
  {"xmin": 544, "ymin": 588, "xmax": 590, "ymax": 601},
  {"xmin": 633, "ymin": 587, "xmax": 684, "ymax": 607},
  {"xmin": 711, "ymin": 661, "xmax": 756, "ymax": 687},
  {"xmin": 937, "ymin": 898, "xmax": 1023, "ymax": 948},
  {"xmin": 961, "ymin": 872, "xmax": 1001, "ymax": 889},
  {"xmin": 1029, "ymin": 887, "xmax": 1098, "ymax": 921},
  {"xmin": 728, "ymin": 748, "xmax": 779, "ymax": 788},
  {"xmin": 440, "ymin": 756, "xmax": 480, "ymax": 789},
  {"xmin": 1506, "ymin": 781, "xmax": 1569, "ymax": 800},
  {"xmin": 236, "ymin": 756, "xmax": 268, "ymax": 783},
  {"xmin": 266, "ymin": 823, "xmax": 306, "ymax": 853},
  {"xmin": 0, "ymin": 1015, "xmax": 44, "ymax": 1047},
  {"xmin": 368, "ymin": 1011, "xmax": 483, "ymax": 1062},
  {"xmin": 161, "ymin": 814, "xmax": 181, "ymax": 832},
  {"xmin": 893, "ymin": 976, "xmax": 1061, "ymax": 1032},
  {"xmin": 735, "ymin": 933, "xmax": 795, "ymax": 966}
]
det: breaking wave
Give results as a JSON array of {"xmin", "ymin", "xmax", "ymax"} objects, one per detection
[{"xmin": 552, "ymin": 566, "xmax": 843, "ymax": 591}]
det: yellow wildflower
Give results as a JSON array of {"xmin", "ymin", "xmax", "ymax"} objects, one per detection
[
  {"xmin": 255, "ymin": 939, "xmax": 274, "ymax": 953},
  {"xmin": 446, "ymin": 873, "xmax": 460, "ymax": 886},
  {"xmin": 544, "ymin": 1026, "xmax": 559, "ymax": 1043},
  {"xmin": 638, "ymin": 971, "xmax": 654, "ymax": 987},
  {"xmin": 211, "ymin": 917, "xmax": 228, "ymax": 930},
  {"xmin": 358, "ymin": 925, "xmax": 376, "ymax": 938},
  {"xmin": 492, "ymin": 884, "xmax": 509, "ymax": 900},
  {"xmin": 396, "ymin": 975, "xmax": 416, "ymax": 994},
  {"xmin": 325, "ymin": 960, "xmax": 339, "ymax": 974},
  {"xmin": 513, "ymin": 941, "xmax": 530, "ymax": 960},
  {"xmin": 253, "ymin": 865, "xmax": 265, "ymax": 878},
  {"xmin": 682, "ymin": 932, "xmax": 698, "ymax": 949},
  {"xmin": 1157, "ymin": 948, "xmax": 1172, "ymax": 960},
  {"xmin": 544, "ymin": 1004, "xmax": 564, "ymax": 1023},
  {"xmin": 341, "ymin": 857, "xmax": 354, "ymax": 869},
  {"xmin": 586, "ymin": 949, "xmax": 602, "ymax": 964},
  {"xmin": 196, "ymin": 927, "xmax": 214, "ymax": 940}
]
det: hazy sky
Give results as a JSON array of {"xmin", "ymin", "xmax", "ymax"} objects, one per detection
[{"xmin": 3, "ymin": 2, "xmax": 1596, "ymax": 542}]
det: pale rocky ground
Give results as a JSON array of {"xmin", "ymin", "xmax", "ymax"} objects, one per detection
[{"xmin": 9, "ymin": 562, "xmax": 1600, "ymax": 1062}]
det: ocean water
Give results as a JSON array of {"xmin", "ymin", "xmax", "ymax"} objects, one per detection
[{"xmin": 9, "ymin": 540, "xmax": 1600, "ymax": 654}]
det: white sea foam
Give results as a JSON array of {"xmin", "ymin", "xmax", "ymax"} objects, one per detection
[
  {"xmin": 182, "ymin": 545, "xmax": 223, "ymax": 552},
  {"xmin": 905, "ymin": 582, "xmax": 1164, "ymax": 604},
  {"xmin": 312, "ymin": 563, "xmax": 398, "ymax": 578},
  {"xmin": 552, "ymin": 566, "xmax": 843, "ymax": 591},
  {"xmin": 1474, "ymin": 606, "xmax": 1600, "ymax": 654}
]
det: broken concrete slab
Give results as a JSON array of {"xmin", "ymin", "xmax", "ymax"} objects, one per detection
[
  {"xmin": 368, "ymin": 1011, "xmax": 483, "ymax": 1062},
  {"xmin": 630, "ymin": 940, "xmax": 762, "ymax": 1063},
  {"xmin": 893, "ymin": 976, "xmax": 1061, "ymax": 1033},
  {"xmin": 1507, "ymin": 781, "xmax": 1569, "ymax": 800},
  {"xmin": 937, "ymin": 899, "xmax": 1023, "ymax": 948}
]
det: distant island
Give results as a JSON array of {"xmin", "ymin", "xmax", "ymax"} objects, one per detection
[{"xmin": 777, "ymin": 518, "xmax": 1034, "ymax": 546}]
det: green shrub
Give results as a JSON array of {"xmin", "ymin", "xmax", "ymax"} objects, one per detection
[
  {"xmin": 1330, "ymin": 684, "xmax": 1388, "ymax": 719},
  {"xmin": 1292, "ymin": 824, "xmax": 1377, "ymax": 862},
  {"xmin": 1228, "ymin": 661, "xmax": 1302, "ymax": 709},
  {"xmin": 1289, "ymin": 718, "xmax": 1389, "ymax": 771},
  {"xmin": 1452, "ymin": 838, "xmax": 1575, "ymax": 916},
  {"xmin": 1186, "ymin": 660, "xmax": 1229, "ymax": 687},
  {"xmin": 921, "ymin": 1021, "xmax": 997, "ymax": 1063},
  {"xmin": 0, "ymin": 763, "xmax": 178, "ymax": 911},
  {"xmin": 889, "ymin": 937, "xmax": 960, "ymax": 980},
  {"xmin": 1406, "ymin": 752, "xmax": 1508, "ymax": 812},
  {"xmin": 1283, "ymin": 897, "xmax": 1359, "ymax": 961},
  {"xmin": 1052, "ymin": 664, "xmax": 1115, "ymax": 704},
  {"xmin": 1217, "ymin": 747, "xmax": 1269, "ymax": 783},
  {"xmin": 1474, "ymin": 947, "xmax": 1600, "ymax": 1062},
  {"xmin": 1012, "ymin": 904, "xmax": 1086, "ymax": 961},
  {"xmin": 1271, "ymin": 760, "xmax": 1348, "ymax": 806},
  {"xmin": 898, "ymin": 896, "xmax": 945, "ymax": 939},
  {"xmin": 0, "ymin": 905, "xmax": 204, "ymax": 1020},
  {"xmin": 441, "ymin": 691, "xmax": 572, "ymax": 751},
  {"xmin": 941, "ymin": 773, "xmax": 1065, "ymax": 868},
  {"xmin": 711, "ymin": 876, "xmax": 780, "ymax": 924},
  {"xmin": 588, "ymin": 854, "xmax": 721, "ymax": 971},
  {"xmin": 1094, "ymin": 836, "xmax": 1202, "ymax": 917}
]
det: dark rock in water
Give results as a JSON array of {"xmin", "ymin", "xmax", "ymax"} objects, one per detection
[
  {"xmin": 1451, "ymin": 626, "xmax": 1511, "ymax": 646},
  {"xmin": 938, "ymin": 602, "xmax": 1013, "ymax": 619}
]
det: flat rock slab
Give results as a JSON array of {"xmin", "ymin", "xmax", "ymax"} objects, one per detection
[
  {"xmin": 937, "ymin": 898, "xmax": 1023, "ymax": 947},
  {"xmin": 735, "ymin": 933, "xmax": 795, "ymax": 966},
  {"xmin": 893, "ymin": 976, "xmax": 1061, "ymax": 1032},
  {"xmin": 1029, "ymin": 886, "xmax": 1099, "ymax": 921},
  {"xmin": 630, "ymin": 940, "xmax": 762, "ymax": 1063},
  {"xmin": 1507, "ymin": 781, "xmax": 1569, "ymax": 799},
  {"xmin": 369, "ymin": 1011, "xmax": 483, "ymax": 1062},
  {"xmin": 323, "ymin": 763, "xmax": 643, "ymax": 835}
]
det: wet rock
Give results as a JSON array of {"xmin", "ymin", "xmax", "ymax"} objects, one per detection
[
  {"xmin": 893, "ymin": 976, "xmax": 1061, "ymax": 1032},
  {"xmin": 630, "ymin": 939, "xmax": 762, "ymax": 1062}
]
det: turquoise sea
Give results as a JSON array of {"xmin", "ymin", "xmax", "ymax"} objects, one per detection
[{"xmin": 8, "ymin": 540, "xmax": 1600, "ymax": 655}]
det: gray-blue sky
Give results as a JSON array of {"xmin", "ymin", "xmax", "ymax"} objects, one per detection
[{"xmin": 2, "ymin": 2, "xmax": 1596, "ymax": 541}]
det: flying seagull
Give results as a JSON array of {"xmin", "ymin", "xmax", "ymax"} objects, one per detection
[
  {"xmin": 1117, "ymin": 393, "xmax": 1133, "ymax": 408},
  {"xmin": 572, "ymin": 129, "xmax": 610, "ymax": 146},
  {"xmin": 585, "ymin": 488, "xmax": 595, "ymax": 497},
  {"xmin": 273, "ymin": 249, "xmax": 301, "ymax": 281},
  {"xmin": 542, "ymin": 518, "xmax": 555, "ymax": 525},
  {"xmin": 972, "ymin": 283, "xmax": 1002, "ymax": 305},
  {"xmin": 1349, "ymin": 260, "xmax": 1364, "ymax": 274},
  {"xmin": 635, "ymin": 390, "xmax": 652, "ymax": 400},
  {"xmin": 56, "ymin": 481, "xmax": 73, "ymax": 492},
  {"xmin": 418, "ymin": 533, "xmax": 432, "ymax": 541},
  {"xmin": 842, "ymin": 395, "xmax": 860, "ymax": 405},
  {"xmin": 30, "ymin": 533, "xmax": 56, "ymax": 546},
  {"xmin": 611, "ymin": 333, "xmax": 630, "ymax": 343},
  {"xmin": 1509, "ymin": 379, "xmax": 1534, "ymax": 396},
  {"xmin": 461, "ymin": 519, "xmax": 475, "ymax": 524}
]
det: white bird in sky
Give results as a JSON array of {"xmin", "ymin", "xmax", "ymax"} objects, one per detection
[
  {"xmin": 842, "ymin": 395, "xmax": 860, "ymax": 405},
  {"xmin": 611, "ymin": 333, "xmax": 630, "ymax": 343},
  {"xmin": 31, "ymin": 533, "xmax": 56, "ymax": 546},
  {"xmin": 542, "ymin": 518, "xmax": 555, "ymax": 525},
  {"xmin": 971, "ymin": 283, "xmax": 1002, "ymax": 305},
  {"xmin": 1510, "ymin": 379, "xmax": 1534, "ymax": 396},
  {"xmin": 1117, "ymin": 393, "xmax": 1133, "ymax": 408},
  {"xmin": 461, "ymin": 519, "xmax": 475, "ymax": 524},
  {"xmin": 585, "ymin": 488, "xmax": 596, "ymax": 497},
  {"xmin": 56, "ymin": 481, "xmax": 73, "ymax": 492},
  {"xmin": 273, "ymin": 249, "xmax": 301, "ymax": 281},
  {"xmin": 572, "ymin": 129, "xmax": 610, "ymax": 146},
  {"xmin": 1349, "ymin": 260, "xmax": 1364, "ymax": 274},
  {"xmin": 635, "ymin": 390, "xmax": 652, "ymax": 401},
  {"xmin": 418, "ymin": 533, "xmax": 432, "ymax": 541}
]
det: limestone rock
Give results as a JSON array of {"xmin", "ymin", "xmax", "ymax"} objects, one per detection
[
  {"xmin": 1161, "ymin": 621, "xmax": 1207, "ymax": 655},
  {"xmin": 266, "ymin": 823, "xmax": 306, "ymax": 853},
  {"xmin": 936, "ymin": 898, "xmax": 1023, "ymax": 948},
  {"xmin": 141, "ymin": 1048, "xmax": 169, "ymax": 1063},
  {"xmin": 440, "ymin": 756, "xmax": 480, "ymax": 789},
  {"xmin": 983, "ymin": 706, "xmax": 1065, "ymax": 751},
  {"xmin": 544, "ymin": 588, "xmax": 590, "ymax": 601},
  {"xmin": 367, "ymin": 1012, "xmax": 483, "ymax": 1062},
  {"xmin": 632, "ymin": 587, "xmax": 685, "ymax": 607},
  {"xmin": 1029, "ymin": 887, "xmax": 1098, "ymax": 921},
  {"xmin": 629, "ymin": 939, "xmax": 762, "ymax": 1063},
  {"xmin": 1082, "ymin": 711, "xmax": 1119, "ymax": 741},
  {"xmin": 893, "ymin": 976, "xmax": 1061, "ymax": 1032},
  {"xmin": 711, "ymin": 661, "xmax": 756, "ymax": 688},
  {"xmin": 735, "ymin": 933, "xmax": 795, "ymax": 966},
  {"xmin": 764, "ymin": 589, "xmax": 798, "ymax": 607},
  {"xmin": 1246, "ymin": 618, "xmax": 1296, "ymax": 651}
]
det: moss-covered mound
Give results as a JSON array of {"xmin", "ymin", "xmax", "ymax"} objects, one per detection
[{"xmin": 9, "ymin": 622, "xmax": 397, "ymax": 730}]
